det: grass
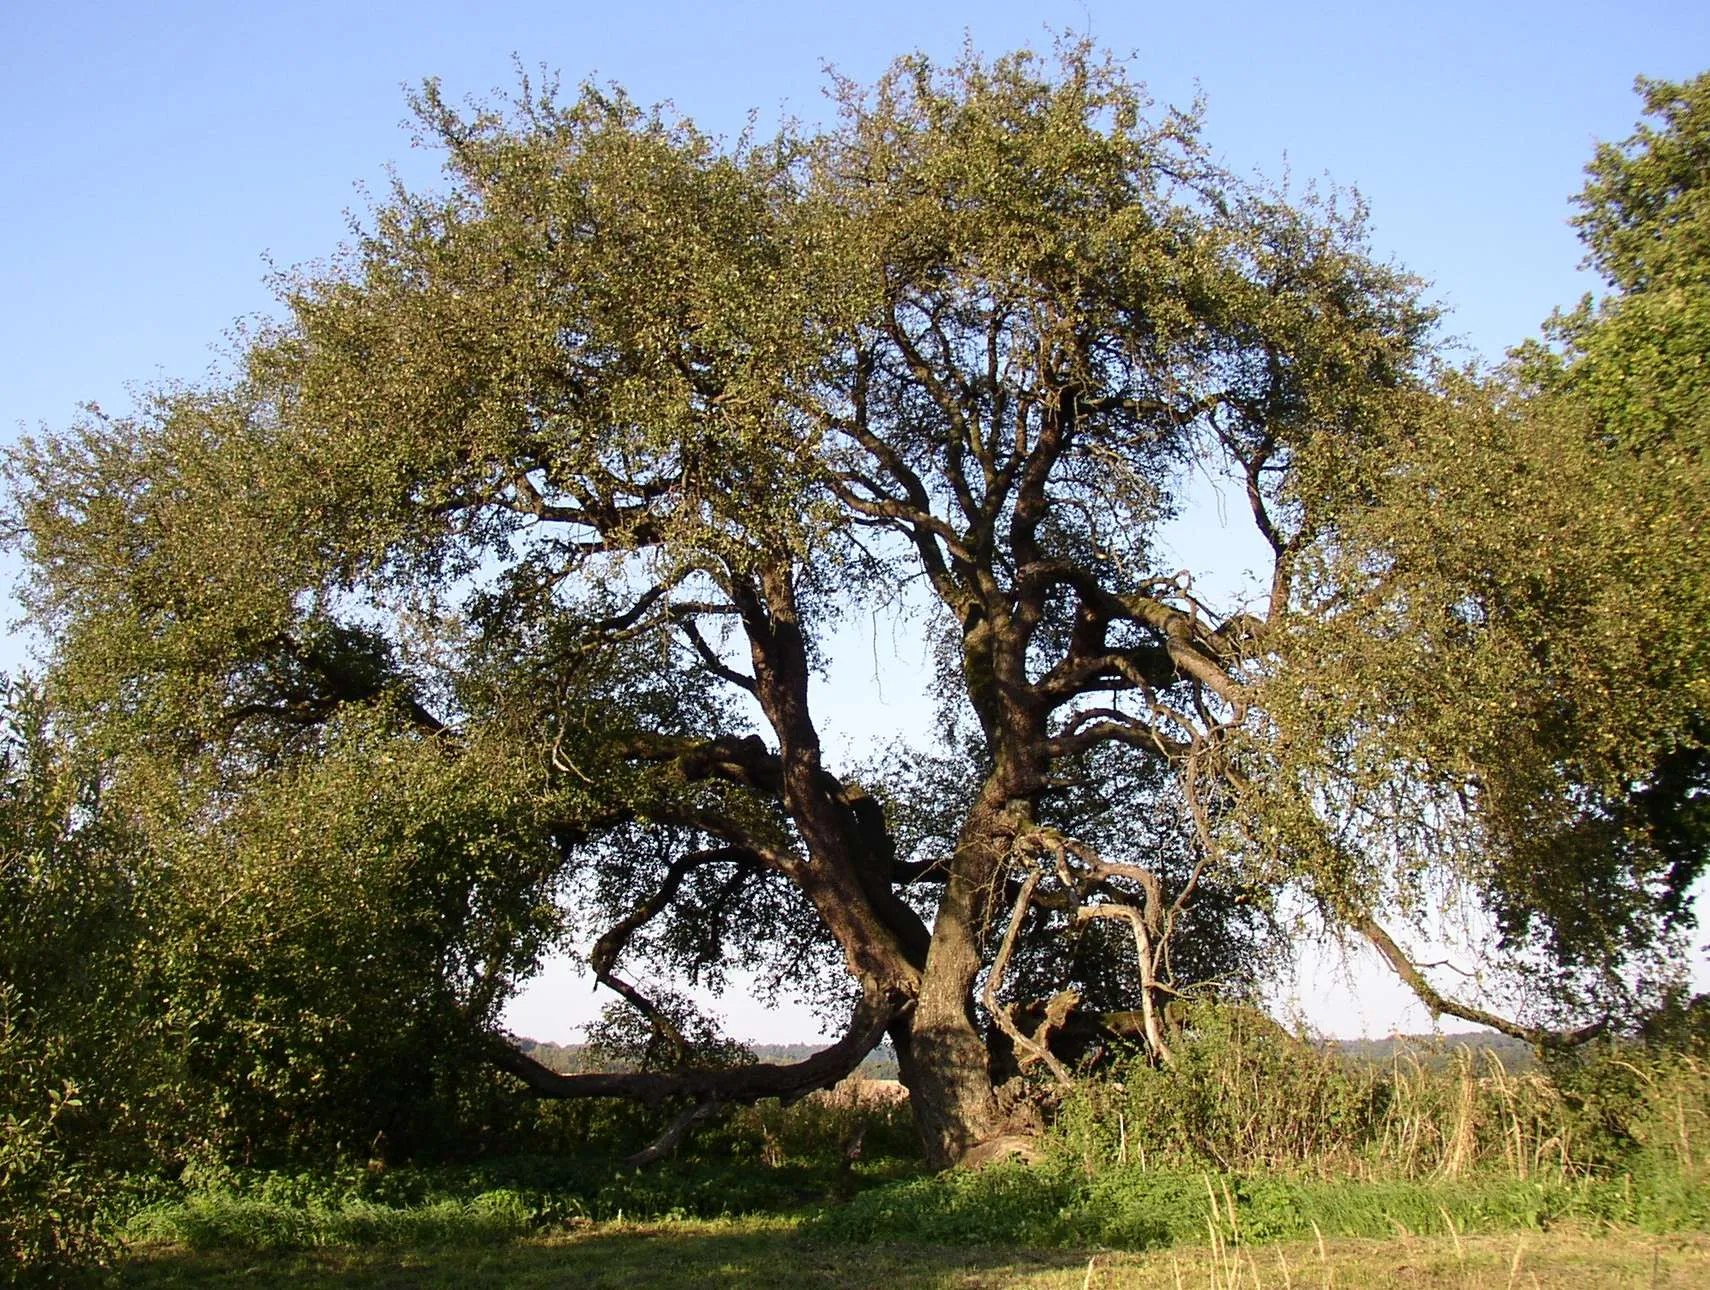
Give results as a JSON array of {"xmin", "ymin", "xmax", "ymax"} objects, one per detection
[
  {"xmin": 816, "ymin": 1163, "xmax": 1710, "ymax": 1248},
  {"xmin": 33, "ymin": 1022, "xmax": 1710, "ymax": 1286},
  {"xmin": 104, "ymin": 1221, "xmax": 1710, "ymax": 1288},
  {"xmin": 91, "ymin": 1161, "xmax": 1710, "ymax": 1289},
  {"xmin": 83, "ymin": 1033, "xmax": 1710, "ymax": 1286}
]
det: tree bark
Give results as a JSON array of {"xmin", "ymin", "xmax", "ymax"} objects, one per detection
[
  {"xmin": 902, "ymin": 755, "xmax": 1038, "ymax": 1166},
  {"xmin": 905, "ymin": 869, "xmax": 1005, "ymax": 1166}
]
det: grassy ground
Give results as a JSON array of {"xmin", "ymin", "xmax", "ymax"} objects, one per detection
[
  {"xmin": 88, "ymin": 1153, "xmax": 1710, "ymax": 1287},
  {"xmin": 106, "ymin": 1222, "xmax": 1710, "ymax": 1289},
  {"xmin": 46, "ymin": 1041, "xmax": 1710, "ymax": 1286}
]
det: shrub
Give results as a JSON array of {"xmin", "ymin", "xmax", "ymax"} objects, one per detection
[{"xmin": 0, "ymin": 992, "xmax": 109, "ymax": 1284}]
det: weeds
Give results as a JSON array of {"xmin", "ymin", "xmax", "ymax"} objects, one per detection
[
  {"xmin": 1051, "ymin": 1004, "xmax": 1710, "ymax": 1188},
  {"xmin": 99, "ymin": 1008, "xmax": 1710, "ymax": 1274}
]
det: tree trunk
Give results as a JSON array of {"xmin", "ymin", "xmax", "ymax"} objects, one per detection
[
  {"xmin": 898, "ymin": 767, "xmax": 1034, "ymax": 1167},
  {"xmin": 900, "ymin": 870, "xmax": 1003, "ymax": 1167}
]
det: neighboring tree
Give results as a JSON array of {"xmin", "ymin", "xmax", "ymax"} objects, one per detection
[
  {"xmin": 1496, "ymin": 72, "xmax": 1710, "ymax": 996},
  {"xmin": 8, "ymin": 48, "xmax": 1697, "ymax": 1167},
  {"xmin": 1259, "ymin": 71, "xmax": 1710, "ymax": 1029}
]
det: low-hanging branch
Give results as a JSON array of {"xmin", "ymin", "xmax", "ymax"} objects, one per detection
[
  {"xmin": 586, "ymin": 845, "xmax": 761, "ymax": 1062},
  {"xmin": 488, "ymin": 982, "xmax": 910, "ymax": 1107},
  {"xmin": 1357, "ymin": 915, "xmax": 1607, "ymax": 1050}
]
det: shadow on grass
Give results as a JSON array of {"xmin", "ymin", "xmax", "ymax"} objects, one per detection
[{"xmin": 106, "ymin": 1223, "xmax": 1086, "ymax": 1290}]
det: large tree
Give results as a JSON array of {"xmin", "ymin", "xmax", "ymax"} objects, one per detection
[{"xmin": 9, "ymin": 48, "xmax": 1698, "ymax": 1167}]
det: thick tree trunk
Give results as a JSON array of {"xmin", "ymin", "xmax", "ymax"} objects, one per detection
[
  {"xmin": 903, "ymin": 891, "xmax": 1003, "ymax": 1167},
  {"xmin": 899, "ymin": 765, "xmax": 1035, "ymax": 1167}
]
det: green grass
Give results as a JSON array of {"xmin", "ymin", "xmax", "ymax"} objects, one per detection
[
  {"xmin": 104, "ymin": 1222, "xmax": 1710, "ymax": 1289},
  {"xmin": 108, "ymin": 1219, "xmax": 1076, "ymax": 1288},
  {"xmin": 816, "ymin": 1162, "xmax": 1710, "ymax": 1248},
  {"xmin": 89, "ymin": 1157, "xmax": 1710, "ymax": 1290},
  {"xmin": 40, "ymin": 1024, "xmax": 1710, "ymax": 1286},
  {"xmin": 115, "ymin": 1150, "xmax": 918, "ymax": 1250}
]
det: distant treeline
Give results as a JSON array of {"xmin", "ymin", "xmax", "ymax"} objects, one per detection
[
  {"xmin": 1328, "ymin": 1032, "xmax": 1536, "ymax": 1071},
  {"xmin": 512, "ymin": 1032, "xmax": 1526, "ymax": 1081},
  {"xmin": 514, "ymin": 1037, "xmax": 903, "ymax": 1081}
]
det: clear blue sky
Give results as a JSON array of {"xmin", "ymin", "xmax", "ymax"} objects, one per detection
[
  {"xmin": 4, "ymin": 0, "xmax": 1707, "ymax": 435},
  {"xmin": 2, "ymin": 1, "xmax": 1705, "ymax": 1040}
]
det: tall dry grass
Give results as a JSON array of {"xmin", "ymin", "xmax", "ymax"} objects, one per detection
[{"xmin": 1050, "ymin": 1003, "xmax": 1710, "ymax": 1187}]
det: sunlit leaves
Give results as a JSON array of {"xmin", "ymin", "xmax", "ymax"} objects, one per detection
[{"xmin": 1254, "ymin": 76, "xmax": 1710, "ymax": 1001}]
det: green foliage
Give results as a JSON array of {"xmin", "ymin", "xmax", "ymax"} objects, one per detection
[
  {"xmin": 0, "ymin": 672, "xmax": 569, "ymax": 1178},
  {"xmin": 124, "ymin": 714, "xmax": 567, "ymax": 1164},
  {"xmin": 819, "ymin": 1017, "xmax": 1710, "ymax": 1250},
  {"xmin": 1574, "ymin": 73, "xmax": 1710, "ymax": 295},
  {"xmin": 1247, "ymin": 73, "xmax": 1710, "ymax": 1006},
  {"xmin": 122, "ymin": 1148, "xmax": 906, "ymax": 1253},
  {"xmin": 109, "ymin": 1081, "xmax": 920, "ymax": 1257},
  {"xmin": 0, "ymin": 684, "xmax": 140, "ymax": 1282},
  {"xmin": 714, "ymin": 1082, "xmax": 919, "ymax": 1168},
  {"xmin": 0, "ymin": 989, "xmax": 111, "ymax": 1284}
]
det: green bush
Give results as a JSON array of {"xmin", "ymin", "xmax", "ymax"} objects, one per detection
[{"xmin": 0, "ymin": 994, "xmax": 109, "ymax": 1284}]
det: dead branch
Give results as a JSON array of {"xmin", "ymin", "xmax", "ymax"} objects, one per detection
[
  {"xmin": 982, "ymin": 864, "xmax": 1075, "ymax": 1086},
  {"xmin": 1012, "ymin": 831, "xmax": 1177, "ymax": 1067},
  {"xmin": 623, "ymin": 1096, "xmax": 725, "ymax": 1167},
  {"xmin": 1078, "ymin": 904, "xmax": 1175, "ymax": 1066}
]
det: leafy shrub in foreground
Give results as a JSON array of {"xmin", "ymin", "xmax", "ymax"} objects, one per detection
[{"xmin": 0, "ymin": 995, "xmax": 109, "ymax": 1284}]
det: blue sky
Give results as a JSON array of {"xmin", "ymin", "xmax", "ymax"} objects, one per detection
[
  {"xmin": 5, "ymin": 0, "xmax": 1707, "ymax": 435},
  {"xmin": 3, "ymin": 1, "xmax": 1706, "ymax": 1040}
]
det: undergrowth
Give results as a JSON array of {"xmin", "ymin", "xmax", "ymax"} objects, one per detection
[
  {"xmin": 815, "ymin": 1007, "xmax": 1710, "ymax": 1251},
  {"xmin": 815, "ymin": 1163, "xmax": 1710, "ymax": 1249},
  {"xmin": 1051, "ymin": 1004, "xmax": 1710, "ymax": 1184},
  {"xmin": 102, "ymin": 1012, "xmax": 1710, "ymax": 1264}
]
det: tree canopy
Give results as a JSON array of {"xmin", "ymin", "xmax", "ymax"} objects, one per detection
[
  {"xmin": 6, "ymin": 48, "xmax": 1706, "ymax": 1168},
  {"xmin": 1261, "ymin": 70, "xmax": 1710, "ymax": 1016}
]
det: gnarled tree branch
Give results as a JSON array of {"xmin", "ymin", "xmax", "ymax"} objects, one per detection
[
  {"xmin": 1357, "ymin": 916, "xmax": 1606, "ymax": 1050},
  {"xmin": 488, "ymin": 982, "xmax": 913, "ymax": 1110}
]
